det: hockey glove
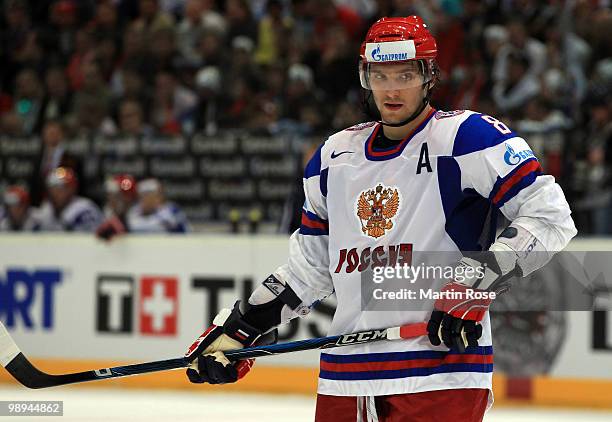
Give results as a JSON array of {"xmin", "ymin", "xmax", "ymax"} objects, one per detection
[
  {"xmin": 427, "ymin": 244, "xmax": 518, "ymax": 352},
  {"xmin": 95, "ymin": 216, "xmax": 127, "ymax": 241},
  {"xmin": 185, "ymin": 301, "xmax": 277, "ymax": 384}
]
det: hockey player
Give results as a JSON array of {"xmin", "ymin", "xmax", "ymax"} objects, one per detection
[
  {"xmin": 0, "ymin": 186, "xmax": 40, "ymax": 231},
  {"xmin": 37, "ymin": 167, "xmax": 103, "ymax": 232},
  {"xmin": 96, "ymin": 174, "xmax": 138, "ymax": 241},
  {"xmin": 126, "ymin": 178, "xmax": 190, "ymax": 233},
  {"xmin": 184, "ymin": 16, "xmax": 576, "ymax": 421}
]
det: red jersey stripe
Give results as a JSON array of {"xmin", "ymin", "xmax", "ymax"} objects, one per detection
[
  {"xmin": 320, "ymin": 354, "xmax": 493, "ymax": 373},
  {"xmin": 301, "ymin": 212, "xmax": 328, "ymax": 230},
  {"xmin": 492, "ymin": 160, "xmax": 542, "ymax": 205}
]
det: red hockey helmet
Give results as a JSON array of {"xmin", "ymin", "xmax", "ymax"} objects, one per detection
[
  {"xmin": 359, "ymin": 16, "xmax": 437, "ymax": 91},
  {"xmin": 105, "ymin": 174, "xmax": 137, "ymax": 200},
  {"xmin": 4, "ymin": 186, "xmax": 30, "ymax": 207},
  {"xmin": 46, "ymin": 167, "xmax": 78, "ymax": 190}
]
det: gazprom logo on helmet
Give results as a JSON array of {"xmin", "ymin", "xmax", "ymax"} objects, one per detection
[{"xmin": 366, "ymin": 40, "xmax": 416, "ymax": 63}]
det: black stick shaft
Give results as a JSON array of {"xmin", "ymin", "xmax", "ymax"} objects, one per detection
[{"xmin": 3, "ymin": 323, "xmax": 426, "ymax": 389}]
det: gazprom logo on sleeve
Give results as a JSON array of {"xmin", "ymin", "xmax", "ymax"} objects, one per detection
[
  {"xmin": 504, "ymin": 143, "xmax": 535, "ymax": 166},
  {"xmin": 366, "ymin": 41, "xmax": 416, "ymax": 62}
]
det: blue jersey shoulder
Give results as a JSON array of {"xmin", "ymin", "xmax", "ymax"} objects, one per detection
[
  {"xmin": 304, "ymin": 141, "xmax": 327, "ymax": 179},
  {"xmin": 452, "ymin": 113, "xmax": 517, "ymax": 157}
]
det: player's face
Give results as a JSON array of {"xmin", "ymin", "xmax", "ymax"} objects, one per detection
[
  {"xmin": 108, "ymin": 193, "xmax": 129, "ymax": 216},
  {"xmin": 48, "ymin": 185, "xmax": 73, "ymax": 209},
  {"xmin": 369, "ymin": 62, "xmax": 426, "ymax": 125},
  {"xmin": 7, "ymin": 204, "xmax": 26, "ymax": 224},
  {"xmin": 139, "ymin": 191, "xmax": 162, "ymax": 214}
]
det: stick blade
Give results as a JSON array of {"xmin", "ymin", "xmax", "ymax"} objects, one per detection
[
  {"xmin": 5, "ymin": 353, "xmax": 57, "ymax": 389},
  {"xmin": 1, "ymin": 323, "xmax": 61, "ymax": 389}
]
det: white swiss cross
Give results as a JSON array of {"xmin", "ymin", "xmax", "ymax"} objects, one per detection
[{"xmin": 143, "ymin": 281, "xmax": 175, "ymax": 332}]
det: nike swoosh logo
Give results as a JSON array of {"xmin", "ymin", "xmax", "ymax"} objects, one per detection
[{"xmin": 331, "ymin": 150, "xmax": 354, "ymax": 159}]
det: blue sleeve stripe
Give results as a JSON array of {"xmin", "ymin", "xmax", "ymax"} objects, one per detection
[
  {"xmin": 299, "ymin": 226, "xmax": 329, "ymax": 236},
  {"xmin": 302, "ymin": 209, "xmax": 328, "ymax": 225},
  {"xmin": 320, "ymin": 346, "xmax": 492, "ymax": 363},
  {"xmin": 493, "ymin": 172, "xmax": 540, "ymax": 208},
  {"xmin": 320, "ymin": 168, "xmax": 328, "ymax": 197},
  {"xmin": 304, "ymin": 143, "xmax": 324, "ymax": 179},
  {"xmin": 452, "ymin": 113, "xmax": 516, "ymax": 157},
  {"xmin": 489, "ymin": 158, "xmax": 542, "ymax": 207},
  {"xmin": 319, "ymin": 363, "xmax": 493, "ymax": 381}
]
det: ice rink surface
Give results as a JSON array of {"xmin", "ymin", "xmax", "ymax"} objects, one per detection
[{"xmin": 1, "ymin": 386, "xmax": 612, "ymax": 421}]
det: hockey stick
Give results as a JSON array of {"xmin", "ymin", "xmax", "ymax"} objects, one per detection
[{"xmin": 0, "ymin": 321, "xmax": 427, "ymax": 389}]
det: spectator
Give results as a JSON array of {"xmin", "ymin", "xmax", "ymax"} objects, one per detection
[
  {"xmin": 13, "ymin": 68, "xmax": 45, "ymax": 135},
  {"xmin": 73, "ymin": 92, "xmax": 117, "ymax": 138},
  {"xmin": 284, "ymin": 63, "xmax": 317, "ymax": 121},
  {"xmin": 74, "ymin": 60, "xmax": 111, "ymax": 111},
  {"xmin": 39, "ymin": 0, "xmax": 80, "ymax": 61},
  {"xmin": 574, "ymin": 93, "xmax": 612, "ymax": 234},
  {"xmin": 71, "ymin": 60, "xmax": 116, "ymax": 136},
  {"xmin": 1, "ymin": 0, "xmax": 32, "ymax": 88},
  {"xmin": 484, "ymin": 25, "xmax": 508, "ymax": 67},
  {"xmin": 225, "ymin": 0, "xmax": 258, "ymax": 43},
  {"xmin": 492, "ymin": 51, "xmax": 541, "ymax": 115},
  {"xmin": 150, "ymin": 27, "xmax": 178, "ymax": 70},
  {"xmin": 201, "ymin": 0, "xmax": 227, "ymax": 35},
  {"xmin": 176, "ymin": 0, "xmax": 206, "ymax": 64},
  {"xmin": 279, "ymin": 63, "xmax": 327, "ymax": 135},
  {"xmin": 332, "ymin": 99, "xmax": 363, "ymax": 131},
  {"xmin": 127, "ymin": 178, "xmax": 190, "ymax": 233},
  {"xmin": 90, "ymin": 1, "xmax": 121, "ymax": 42},
  {"xmin": 313, "ymin": 0, "xmax": 364, "ymax": 42},
  {"xmin": 254, "ymin": 0, "xmax": 293, "ymax": 65},
  {"xmin": 94, "ymin": 36, "xmax": 119, "ymax": 81},
  {"xmin": 66, "ymin": 27, "xmax": 95, "ymax": 91},
  {"xmin": 102, "ymin": 174, "xmax": 138, "ymax": 220},
  {"xmin": 0, "ymin": 112, "xmax": 26, "ymax": 137},
  {"xmin": 96, "ymin": 174, "xmax": 138, "ymax": 241},
  {"xmin": 290, "ymin": 0, "xmax": 316, "ymax": 51},
  {"xmin": 41, "ymin": 66, "xmax": 72, "ymax": 122},
  {"xmin": 117, "ymin": 98, "xmax": 154, "ymax": 139},
  {"xmin": 37, "ymin": 167, "xmax": 103, "ymax": 232},
  {"xmin": 151, "ymin": 70, "xmax": 197, "ymax": 135},
  {"xmin": 224, "ymin": 36, "xmax": 258, "ymax": 92},
  {"xmin": 195, "ymin": 30, "xmax": 225, "ymax": 67},
  {"xmin": 315, "ymin": 24, "xmax": 356, "ymax": 100},
  {"xmin": 0, "ymin": 186, "xmax": 40, "ymax": 231},
  {"xmin": 221, "ymin": 75, "xmax": 258, "ymax": 130},
  {"xmin": 492, "ymin": 19, "xmax": 546, "ymax": 94},
  {"xmin": 110, "ymin": 65, "xmax": 152, "ymax": 116},
  {"xmin": 516, "ymin": 98, "xmax": 571, "ymax": 179},
  {"xmin": 117, "ymin": 24, "xmax": 148, "ymax": 69},
  {"xmin": 194, "ymin": 66, "xmax": 222, "ymax": 135},
  {"xmin": 30, "ymin": 119, "xmax": 84, "ymax": 206},
  {"xmin": 133, "ymin": 0, "xmax": 175, "ymax": 34}
]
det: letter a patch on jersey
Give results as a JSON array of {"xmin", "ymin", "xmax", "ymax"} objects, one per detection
[{"xmin": 356, "ymin": 184, "xmax": 400, "ymax": 238}]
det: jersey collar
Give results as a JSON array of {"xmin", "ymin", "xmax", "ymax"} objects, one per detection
[{"xmin": 364, "ymin": 108, "xmax": 436, "ymax": 161}]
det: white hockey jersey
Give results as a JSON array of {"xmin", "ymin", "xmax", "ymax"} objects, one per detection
[
  {"xmin": 36, "ymin": 197, "xmax": 103, "ymax": 232},
  {"xmin": 0, "ymin": 209, "xmax": 41, "ymax": 231},
  {"xmin": 126, "ymin": 203, "xmax": 189, "ymax": 233},
  {"xmin": 275, "ymin": 109, "xmax": 576, "ymax": 398}
]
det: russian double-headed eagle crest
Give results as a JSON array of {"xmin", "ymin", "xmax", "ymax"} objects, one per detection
[{"xmin": 356, "ymin": 184, "xmax": 400, "ymax": 238}]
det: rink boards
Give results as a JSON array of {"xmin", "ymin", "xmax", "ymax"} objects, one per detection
[{"xmin": 0, "ymin": 234, "xmax": 611, "ymax": 408}]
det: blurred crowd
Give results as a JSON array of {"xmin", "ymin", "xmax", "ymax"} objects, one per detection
[
  {"xmin": 0, "ymin": 166, "xmax": 190, "ymax": 238},
  {"xmin": 0, "ymin": 0, "xmax": 611, "ymax": 235}
]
